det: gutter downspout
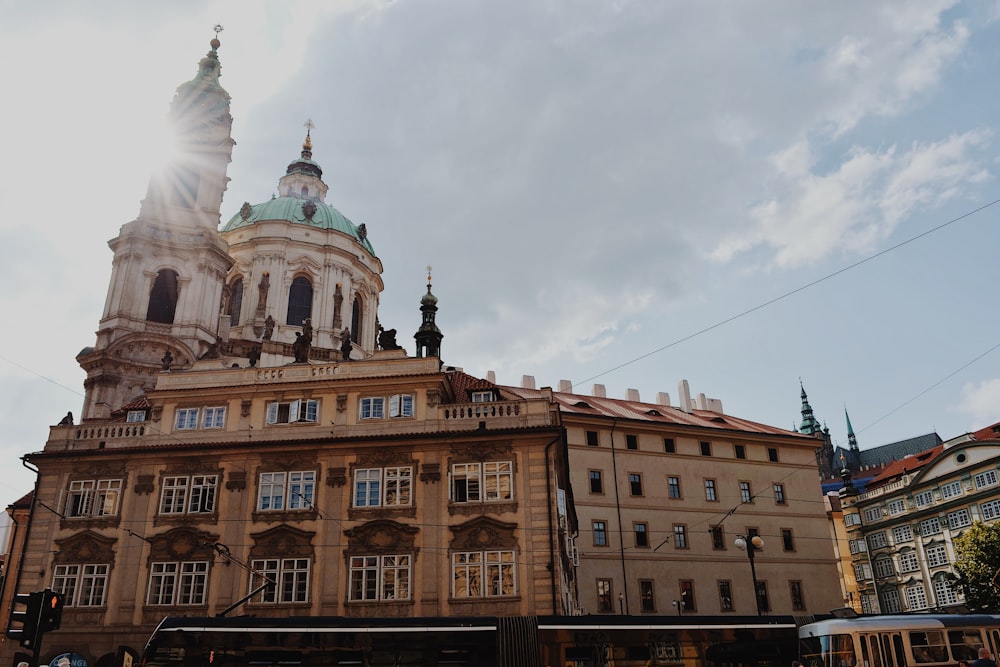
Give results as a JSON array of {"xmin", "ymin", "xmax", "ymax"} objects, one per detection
[
  {"xmin": 5, "ymin": 458, "xmax": 40, "ymax": 629},
  {"xmin": 544, "ymin": 432, "xmax": 563, "ymax": 613},
  {"xmin": 609, "ymin": 419, "xmax": 628, "ymax": 614}
]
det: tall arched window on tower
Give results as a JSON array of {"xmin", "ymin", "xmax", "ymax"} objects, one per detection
[
  {"xmin": 228, "ymin": 278, "xmax": 244, "ymax": 325},
  {"xmin": 146, "ymin": 269, "xmax": 179, "ymax": 324},
  {"xmin": 351, "ymin": 297, "xmax": 362, "ymax": 344},
  {"xmin": 286, "ymin": 276, "xmax": 313, "ymax": 326}
]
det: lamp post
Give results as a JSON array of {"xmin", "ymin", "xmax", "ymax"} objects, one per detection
[{"xmin": 734, "ymin": 534, "xmax": 765, "ymax": 616}]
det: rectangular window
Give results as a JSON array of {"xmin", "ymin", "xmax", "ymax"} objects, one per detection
[
  {"xmin": 668, "ymin": 476, "xmax": 681, "ymax": 499},
  {"xmin": 450, "ymin": 461, "xmax": 513, "ymax": 503},
  {"xmin": 680, "ymin": 580, "xmax": 695, "ymax": 611},
  {"xmin": 711, "ymin": 525, "xmax": 725, "ymax": 550},
  {"xmin": 452, "ymin": 550, "xmax": 515, "ymax": 598},
  {"xmin": 906, "ymin": 583, "xmax": 928, "ymax": 611},
  {"xmin": 250, "ymin": 558, "xmax": 311, "ymax": 604},
  {"xmin": 940, "ymin": 481, "xmax": 963, "ymax": 499},
  {"xmin": 864, "ymin": 507, "xmax": 884, "ymax": 522},
  {"xmin": 718, "ymin": 580, "xmax": 734, "ymax": 612},
  {"xmin": 354, "ymin": 467, "xmax": 412, "ymax": 507},
  {"xmin": 874, "ymin": 557, "xmax": 895, "ymax": 578},
  {"xmin": 200, "ymin": 406, "xmax": 226, "ymax": 429},
  {"xmin": 920, "ymin": 517, "xmax": 942, "ymax": 536},
  {"xmin": 349, "ymin": 555, "xmax": 411, "ymax": 601},
  {"xmin": 734, "ymin": 444, "xmax": 746, "ymax": 459},
  {"xmin": 739, "ymin": 481, "xmax": 752, "ymax": 503},
  {"xmin": 629, "ymin": 473, "xmax": 643, "ymax": 496},
  {"xmin": 470, "ymin": 391, "xmax": 493, "ymax": 403},
  {"xmin": 854, "ymin": 563, "xmax": 872, "ymax": 581},
  {"xmin": 147, "ymin": 561, "xmax": 208, "ymax": 605},
  {"xmin": 634, "ymin": 523, "xmax": 649, "ymax": 548},
  {"xmin": 639, "ymin": 580, "xmax": 655, "ymax": 612},
  {"xmin": 947, "ymin": 508, "xmax": 972, "ymax": 529},
  {"xmin": 175, "ymin": 408, "xmax": 199, "ymax": 430},
  {"xmin": 673, "ymin": 524, "xmax": 688, "ymax": 549},
  {"xmin": 593, "ymin": 521, "xmax": 608, "ymax": 546},
  {"xmin": 257, "ymin": 471, "xmax": 315, "ymax": 511},
  {"xmin": 887, "ymin": 499, "xmax": 907, "ymax": 515},
  {"xmin": 881, "ymin": 589, "xmax": 902, "ymax": 613},
  {"xmin": 586, "ymin": 431, "xmax": 599, "ymax": 447},
  {"xmin": 700, "ymin": 441, "xmax": 711, "ymax": 456},
  {"xmin": 982, "ymin": 499, "xmax": 1000, "ymax": 521},
  {"xmin": 867, "ymin": 531, "xmax": 887, "ymax": 550},
  {"xmin": 893, "ymin": 524, "xmax": 913, "ymax": 543},
  {"xmin": 52, "ymin": 564, "xmax": 109, "ymax": 607},
  {"xmin": 844, "ymin": 512, "xmax": 861, "ymax": 527},
  {"xmin": 768, "ymin": 447, "xmax": 779, "ymax": 462},
  {"xmin": 773, "ymin": 484, "xmax": 786, "ymax": 505},
  {"xmin": 789, "ymin": 580, "xmax": 805, "ymax": 610},
  {"xmin": 589, "ymin": 470, "xmax": 603, "ymax": 494},
  {"xmin": 975, "ymin": 470, "xmax": 998, "ymax": 489},
  {"xmin": 755, "ymin": 581, "xmax": 770, "ymax": 613},
  {"xmin": 849, "ymin": 539, "xmax": 868, "ymax": 554},
  {"xmin": 899, "ymin": 551, "xmax": 919, "ymax": 572},
  {"xmin": 159, "ymin": 475, "xmax": 217, "ymax": 515},
  {"xmin": 781, "ymin": 528, "xmax": 794, "ymax": 552},
  {"xmin": 705, "ymin": 479, "xmax": 717, "ymax": 502},
  {"xmin": 914, "ymin": 490, "xmax": 934, "ymax": 507},
  {"xmin": 664, "ymin": 438, "xmax": 675, "ymax": 453},
  {"xmin": 388, "ymin": 394, "xmax": 414, "ymax": 418},
  {"xmin": 926, "ymin": 544, "xmax": 949, "ymax": 567},
  {"xmin": 126, "ymin": 410, "xmax": 146, "ymax": 423},
  {"xmin": 934, "ymin": 578, "xmax": 958, "ymax": 607},
  {"xmin": 596, "ymin": 578, "xmax": 613, "ymax": 612},
  {"xmin": 266, "ymin": 399, "xmax": 319, "ymax": 424},
  {"xmin": 625, "ymin": 434, "xmax": 638, "ymax": 450},
  {"xmin": 65, "ymin": 479, "xmax": 122, "ymax": 518},
  {"xmin": 359, "ymin": 397, "xmax": 385, "ymax": 420}
]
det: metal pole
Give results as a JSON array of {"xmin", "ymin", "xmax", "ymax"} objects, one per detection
[{"xmin": 746, "ymin": 546, "xmax": 762, "ymax": 616}]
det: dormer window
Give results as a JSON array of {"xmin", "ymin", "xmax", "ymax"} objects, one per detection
[
  {"xmin": 470, "ymin": 391, "xmax": 493, "ymax": 403},
  {"xmin": 126, "ymin": 410, "xmax": 147, "ymax": 423}
]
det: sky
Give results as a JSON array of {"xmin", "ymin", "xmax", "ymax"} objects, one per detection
[{"xmin": 1, "ymin": 0, "xmax": 1000, "ymax": 500}]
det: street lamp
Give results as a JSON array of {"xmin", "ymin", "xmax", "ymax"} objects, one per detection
[{"xmin": 734, "ymin": 534, "xmax": 765, "ymax": 616}]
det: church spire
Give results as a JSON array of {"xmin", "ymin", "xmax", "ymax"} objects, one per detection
[
  {"xmin": 846, "ymin": 408, "xmax": 859, "ymax": 452},
  {"xmin": 799, "ymin": 380, "xmax": 822, "ymax": 435},
  {"xmin": 414, "ymin": 266, "xmax": 443, "ymax": 359}
]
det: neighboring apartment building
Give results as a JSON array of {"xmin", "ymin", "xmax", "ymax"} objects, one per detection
[
  {"xmin": 840, "ymin": 422, "xmax": 1000, "ymax": 614},
  {"xmin": 505, "ymin": 380, "xmax": 845, "ymax": 617}
]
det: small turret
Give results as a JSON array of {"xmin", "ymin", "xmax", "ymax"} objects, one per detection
[{"xmin": 414, "ymin": 266, "xmax": 443, "ymax": 359}]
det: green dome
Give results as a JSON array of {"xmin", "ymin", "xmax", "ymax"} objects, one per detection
[{"xmin": 222, "ymin": 197, "xmax": 376, "ymax": 256}]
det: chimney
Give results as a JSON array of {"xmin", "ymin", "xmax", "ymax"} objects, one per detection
[
  {"xmin": 626, "ymin": 388, "xmax": 641, "ymax": 402},
  {"xmin": 486, "ymin": 370, "xmax": 496, "ymax": 383},
  {"xmin": 558, "ymin": 380, "xmax": 573, "ymax": 393},
  {"xmin": 678, "ymin": 379, "xmax": 692, "ymax": 413},
  {"xmin": 696, "ymin": 393, "xmax": 708, "ymax": 410},
  {"xmin": 521, "ymin": 375, "xmax": 536, "ymax": 389},
  {"xmin": 656, "ymin": 392, "xmax": 671, "ymax": 406},
  {"xmin": 592, "ymin": 384, "xmax": 607, "ymax": 398},
  {"xmin": 707, "ymin": 398, "xmax": 724, "ymax": 412}
]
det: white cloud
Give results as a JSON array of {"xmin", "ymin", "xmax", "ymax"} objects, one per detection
[{"xmin": 957, "ymin": 378, "xmax": 1000, "ymax": 427}]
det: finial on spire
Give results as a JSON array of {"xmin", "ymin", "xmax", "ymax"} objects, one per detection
[
  {"xmin": 211, "ymin": 24, "xmax": 223, "ymax": 50},
  {"xmin": 426, "ymin": 264, "xmax": 433, "ymax": 285},
  {"xmin": 303, "ymin": 118, "xmax": 314, "ymax": 150}
]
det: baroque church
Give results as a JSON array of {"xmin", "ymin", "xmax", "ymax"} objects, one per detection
[{"xmin": 0, "ymin": 34, "xmax": 849, "ymax": 666}]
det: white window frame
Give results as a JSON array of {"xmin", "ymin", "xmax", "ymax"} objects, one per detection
[
  {"xmin": 906, "ymin": 582, "xmax": 928, "ymax": 611},
  {"xmin": 933, "ymin": 577, "xmax": 959, "ymax": 606},
  {"xmin": 881, "ymin": 588, "xmax": 902, "ymax": 613},
  {"xmin": 159, "ymin": 475, "xmax": 217, "ymax": 515},
  {"xmin": 201, "ymin": 406, "xmax": 226, "ymax": 429},
  {"xmin": 175, "ymin": 408, "xmax": 199, "ymax": 430},
  {"xmin": 947, "ymin": 508, "xmax": 972, "ymax": 530},
  {"xmin": 250, "ymin": 558, "xmax": 310, "ymax": 604},
  {"xmin": 65, "ymin": 479, "xmax": 122, "ymax": 518},
  {"xmin": 974, "ymin": 470, "xmax": 998, "ymax": 490},
  {"xmin": 899, "ymin": 551, "xmax": 919, "ymax": 573},
  {"xmin": 926, "ymin": 544, "xmax": 949, "ymax": 567},
  {"xmin": 266, "ymin": 399, "xmax": 319, "ymax": 424},
  {"xmin": 126, "ymin": 410, "xmax": 146, "ymax": 423},
  {"xmin": 940, "ymin": 481, "xmax": 962, "ymax": 499},
  {"xmin": 450, "ymin": 461, "xmax": 513, "ymax": 503},
  {"xmin": 893, "ymin": 524, "xmax": 913, "ymax": 543},
  {"xmin": 257, "ymin": 471, "xmax": 315, "ymax": 511},
  {"xmin": 913, "ymin": 490, "xmax": 934, "ymax": 508},
  {"xmin": 353, "ymin": 467, "xmax": 412, "ymax": 508},
  {"xmin": 873, "ymin": 556, "xmax": 895, "ymax": 578},
  {"xmin": 864, "ymin": 507, "xmax": 884, "ymax": 523},
  {"xmin": 359, "ymin": 397, "xmax": 385, "ymax": 420},
  {"xmin": 704, "ymin": 479, "xmax": 717, "ymax": 502},
  {"xmin": 844, "ymin": 512, "xmax": 861, "ymax": 527},
  {"xmin": 147, "ymin": 561, "xmax": 209, "ymax": 605},
  {"xmin": 739, "ymin": 481, "xmax": 752, "ymax": 503},
  {"xmin": 388, "ymin": 394, "xmax": 414, "ymax": 418},
  {"xmin": 52, "ymin": 563, "xmax": 109, "ymax": 607},
  {"xmin": 867, "ymin": 532, "xmax": 887, "ymax": 550},
  {"xmin": 982, "ymin": 499, "xmax": 1000, "ymax": 521},
  {"xmin": 452, "ymin": 550, "xmax": 516, "ymax": 598},
  {"xmin": 920, "ymin": 517, "xmax": 942, "ymax": 536},
  {"xmin": 470, "ymin": 391, "xmax": 493, "ymax": 403},
  {"xmin": 887, "ymin": 499, "xmax": 907, "ymax": 515},
  {"xmin": 349, "ymin": 554, "xmax": 411, "ymax": 601}
]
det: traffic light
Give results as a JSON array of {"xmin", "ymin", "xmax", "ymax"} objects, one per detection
[
  {"xmin": 38, "ymin": 590, "xmax": 64, "ymax": 633},
  {"xmin": 6, "ymin": 591, "xmax": 43, "ymax": 648}
]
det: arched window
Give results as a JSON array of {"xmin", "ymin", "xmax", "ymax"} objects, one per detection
[
  {"xmin": 351, "ymin": 297, "xmax": 362, "ymax": 343},
  {"xmin": 147, "ymin": 269, "xmax": 179, "ymax": 324},
  {"xmin": 228, "ymin": 278, "xmax": 244, "ymax": 325},
  {"xmin": 286, "ymin": 276, "xmax": 313, "ymax": 326}
]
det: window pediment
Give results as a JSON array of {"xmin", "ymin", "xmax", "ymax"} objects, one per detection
[
  {"xmin": 344, "ymin": 519, "xmax": 419, "ymax": 554},
  {"xmin": 249, "ymin": 524, "xmax": 315, "ymax": 558},
  {"xmin": 54, "ymin": 530, "xmax": 117, "ymax": 564},
  {"xmin": 449, "ymin": 516, "xmax": 518, "ymax": 551},
  {"xmin": 148, "ymin": 527, "xmax": 218, "ymax": 561},
  {"xmin": 450, "ymin": 442, "xmax": 514, "ymax": 464}
]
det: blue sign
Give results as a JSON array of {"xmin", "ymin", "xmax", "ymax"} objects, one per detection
[{"xmin": 49, "ymin": 653, "xmax": 88, "ymax": 667}]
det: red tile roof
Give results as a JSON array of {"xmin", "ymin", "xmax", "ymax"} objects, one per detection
[{"xmin": 867, "ymin": 445, "xmax": 943, "ymax": 487}]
